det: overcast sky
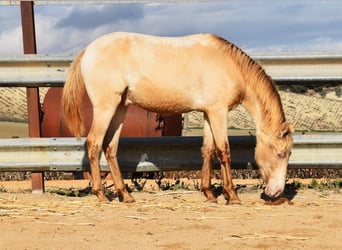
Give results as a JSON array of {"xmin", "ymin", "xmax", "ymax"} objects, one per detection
[{"xmin": 1, "ymin": 1, "xmax": 342, "ymax": 54}]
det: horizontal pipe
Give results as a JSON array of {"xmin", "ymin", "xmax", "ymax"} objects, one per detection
[{"xmin": 0, "ymin": 134, "xmax": 341, "ymax": 173}]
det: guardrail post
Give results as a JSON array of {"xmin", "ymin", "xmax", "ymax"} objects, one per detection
[{"xmin": 20, "ymin": 1, "xmax": 44, "ymax": 193}]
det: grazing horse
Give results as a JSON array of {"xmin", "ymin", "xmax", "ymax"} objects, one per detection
[{"xmin": 62, "ymin": 32, "xmax": 294, "ymax": 204}]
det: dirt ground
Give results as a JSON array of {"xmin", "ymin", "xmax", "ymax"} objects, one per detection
[{"xmin": 0, "ymin": 180, "xmax": 341, "ymax": 250}]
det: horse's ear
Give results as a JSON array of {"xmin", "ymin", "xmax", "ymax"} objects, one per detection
[{"xmin": 278, "ymin": 122, "xmax": 295, "ymax": 139}]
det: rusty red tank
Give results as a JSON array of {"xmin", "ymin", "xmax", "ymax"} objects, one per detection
[{"xmin": 41, "ymin": 87, "xmax": 182, "ymax": 137}]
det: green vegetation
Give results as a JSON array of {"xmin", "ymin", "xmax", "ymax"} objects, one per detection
[
  {"xmin": 304, "ymin": 178, "xmax": 341, "ymax": 191},
  {"xmin": 0, "ymin": 185, "xmax": 7, "ymax": 193},
  {"xmin": 47, "ymin": 186, "xmax": 92, "ymax": 197},
  {"xmin": 335, "ymin": 86, "xmax": 341, "ymax": 97},
  {"xmin": 279, "ymin": 83, "xmax": 342, "ymax": 97},
  {"xmin": 1, "ymin": 178, "xmax": 340, "ymax": 197}
]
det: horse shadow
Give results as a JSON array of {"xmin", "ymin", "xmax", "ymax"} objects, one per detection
[
  {"xmin": 260, "ymin": 182, "xmax": 298, "ymax": 203},
  {"xmin": 210, "ymin": 181, "xmax": 299, "ymax": 203}
]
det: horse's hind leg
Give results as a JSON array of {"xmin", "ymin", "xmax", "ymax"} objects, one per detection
[
  {"xmin": 103, "ymin": 103, "xmax": 135, "ymax": 203},
  {"xmin": 87, "ymin": 106, "xmax": 117, "ymax": 202},
  {"xmin": 201, "ymin": 114, "xmax": 217, "ymax": 203},
  {"xmin": 206, "ymin": 110, "xmax": 241, "ymax": 205}
]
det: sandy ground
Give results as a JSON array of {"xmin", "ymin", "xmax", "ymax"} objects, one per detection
[{"xmin": 0, "ymin": 180, "xmax": 341, "ymax": 250}]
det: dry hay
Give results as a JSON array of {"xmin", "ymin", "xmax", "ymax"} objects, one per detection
[{"xmin": 0, "ymin": 87, "xmax": 48, "ymax": 122}]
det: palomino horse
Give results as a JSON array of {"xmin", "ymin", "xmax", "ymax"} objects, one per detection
[{"xmin": 62, "ymin": 32, "xmax": 294, "ymax": 204}]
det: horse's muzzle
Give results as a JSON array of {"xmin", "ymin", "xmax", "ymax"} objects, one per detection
[{"xmin": 265, "ymin": 179, "xmax": 284, "ymax": 198}]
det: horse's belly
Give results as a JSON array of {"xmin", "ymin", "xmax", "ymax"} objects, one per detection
[{"xmin": 126, "ymin": 88, "xmax": 193, "ymax": 114}]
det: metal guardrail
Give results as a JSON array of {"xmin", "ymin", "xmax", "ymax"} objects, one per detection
[
  {"xmin": 0, "ymin": 134, "xmax": 341, "ymax": 173},
  {"xmin": 0, "ymin": 54, "xmax": 69, "ymax": 87},
  {"xmin": 1, "ymin": 52, "xmax": 342, "ymax": 88},
  {"xmin": 0, "ymin": 54, "xmax": 341, "ymax": 173},
  {"xmin": 255, "ymin": 52, "xmax": 342, "ymax": 83}
]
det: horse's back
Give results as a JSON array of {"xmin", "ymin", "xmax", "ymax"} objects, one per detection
[
  {"xmin": 83, "ymin": 32, "xmax": 226, "ymax": 71},
  {"xmin": 81, "ymin": 32, "xmax": 243, "ymax": 113}
]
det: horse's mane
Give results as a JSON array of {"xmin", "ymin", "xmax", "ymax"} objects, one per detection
[{"xmin": 212, "ymin": 35, "xmax": 286, "ymax": 134}]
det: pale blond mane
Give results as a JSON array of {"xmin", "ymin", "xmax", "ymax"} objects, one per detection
[{"xmin": 212, "ymin": 35, "xmax": 286, "ymax": 135}]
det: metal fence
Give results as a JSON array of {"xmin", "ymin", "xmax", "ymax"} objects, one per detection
[
  {"xmin": 1, "ymin": 53, "xmax": 342, "ymax": 193},
  {"xmin": 1, "ymin": 0, "xmax": 340, "ymax": 195},
  {"xmin": 1, "ymin": 53, "xmax": 342, "ymax": 170},
  {"xmin": 0, "ymin": 134, "xmax": 341, "ymax": 174},
  {"xmin": 1, "ymin": 52, "xmax": 342, "ymax": 87}
]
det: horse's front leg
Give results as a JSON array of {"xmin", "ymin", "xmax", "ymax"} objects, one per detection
[
  {"xmin": 206, "ymin": 110, "xmax": 241, "ymax": 205},
  {"xmin": 201, "ymin": 115, "xmax": 216, "ymax": 203},
  {"xmin": 216, "ymin": 147, "xmax": 241, "ymax": 205}
]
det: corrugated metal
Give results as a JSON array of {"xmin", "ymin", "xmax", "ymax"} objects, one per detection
[{"xmin": 0, "ymin": 134, "xmax": 341, "ymax": 172}]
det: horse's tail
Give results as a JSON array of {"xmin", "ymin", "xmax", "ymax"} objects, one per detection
[{"xmin": 61, "ymin": 49, "xmax": 86, "ymax": 138}]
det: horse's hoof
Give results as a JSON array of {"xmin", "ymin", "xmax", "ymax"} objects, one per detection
[
  {"xmin": 121, "ymin": 193, "xmax": 135, "ymax": 203},
  {"xmin": 204, "ymin": 198, "xmax": 218, "ymax": 204},
  {"xmin": 95, "ymin": 194, "xmax": 109, "ymax": 202},
  {"xmin": 124, "ymin": 197, "xmax": 136, "ymax": 203},
  {"xmin": 228, "ymin": 199, "xmax": 242, "ymax": 205},
  {"xmin": 98, "ymin": 196, "xmax": 110, "ymax": 202}
]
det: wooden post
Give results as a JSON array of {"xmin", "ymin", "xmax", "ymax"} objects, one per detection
[{"xmin": 20, "ymin": 1, "xmax": 44, "ymax": 193}]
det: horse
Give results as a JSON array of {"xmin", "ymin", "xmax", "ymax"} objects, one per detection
[{"xmin": 62, "ymin": 32, "xmax": 294, "ymax": 204}]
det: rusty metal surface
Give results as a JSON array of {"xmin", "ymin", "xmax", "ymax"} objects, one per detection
[
  {"xmin": 41, "ymin": 87, "xmax": 181, "ymax": 180},
  {"xmin": 41, "ymin": 87, "xmax": 182, "ymax": 138},
  {"xmin": 20, "ymin": 1, "xmax": 44, "ymax": 193}
]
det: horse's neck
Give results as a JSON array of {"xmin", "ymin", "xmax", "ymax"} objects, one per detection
[{"xmin": 241, "ymin": 80, "xmax": 285, "ymax": 136}]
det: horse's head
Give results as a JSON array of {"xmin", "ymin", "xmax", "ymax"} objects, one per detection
[{"xmin": 255, "ymin": 122, "xmax": 294, "ymax": 198}]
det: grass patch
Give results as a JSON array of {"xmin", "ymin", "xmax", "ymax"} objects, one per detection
[
  {"xmin": 308, "ymin": 178, "xmax": 341, "ymax": 191},
  {"xmin": 0, "ymin": 185, "xmax": 7, "ymax": 193},
  {"xmin": 37, "ymin": 178, "xmax": 342, "ymax": 199},
  {"xmin": 47, "ymin": 186, "xmax": 92, "ymax": 197}
]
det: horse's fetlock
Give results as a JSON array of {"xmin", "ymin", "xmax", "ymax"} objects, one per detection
[
  {"xmin": 92, "ymin": 189, "xmax": 108, "ymax": 202},
  {"xmin": 200, "ymin": 186, "xmax": 209, "ymax": 193},
  {"xmin": 92, "ymin": 188, "xmax": 102, "ymax": 195},
  {"xmin": 115, "ymin": 185, "xmax": 129, "ymax": 195}
]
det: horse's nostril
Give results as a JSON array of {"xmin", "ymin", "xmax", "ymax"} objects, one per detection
[
  {"xmin": 274, "ymin": 190, "xmax": 282, "ymax": 198},
  {"xmin": 265, "ymin": 184, "xmax": 283, "ymax": 198}
]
